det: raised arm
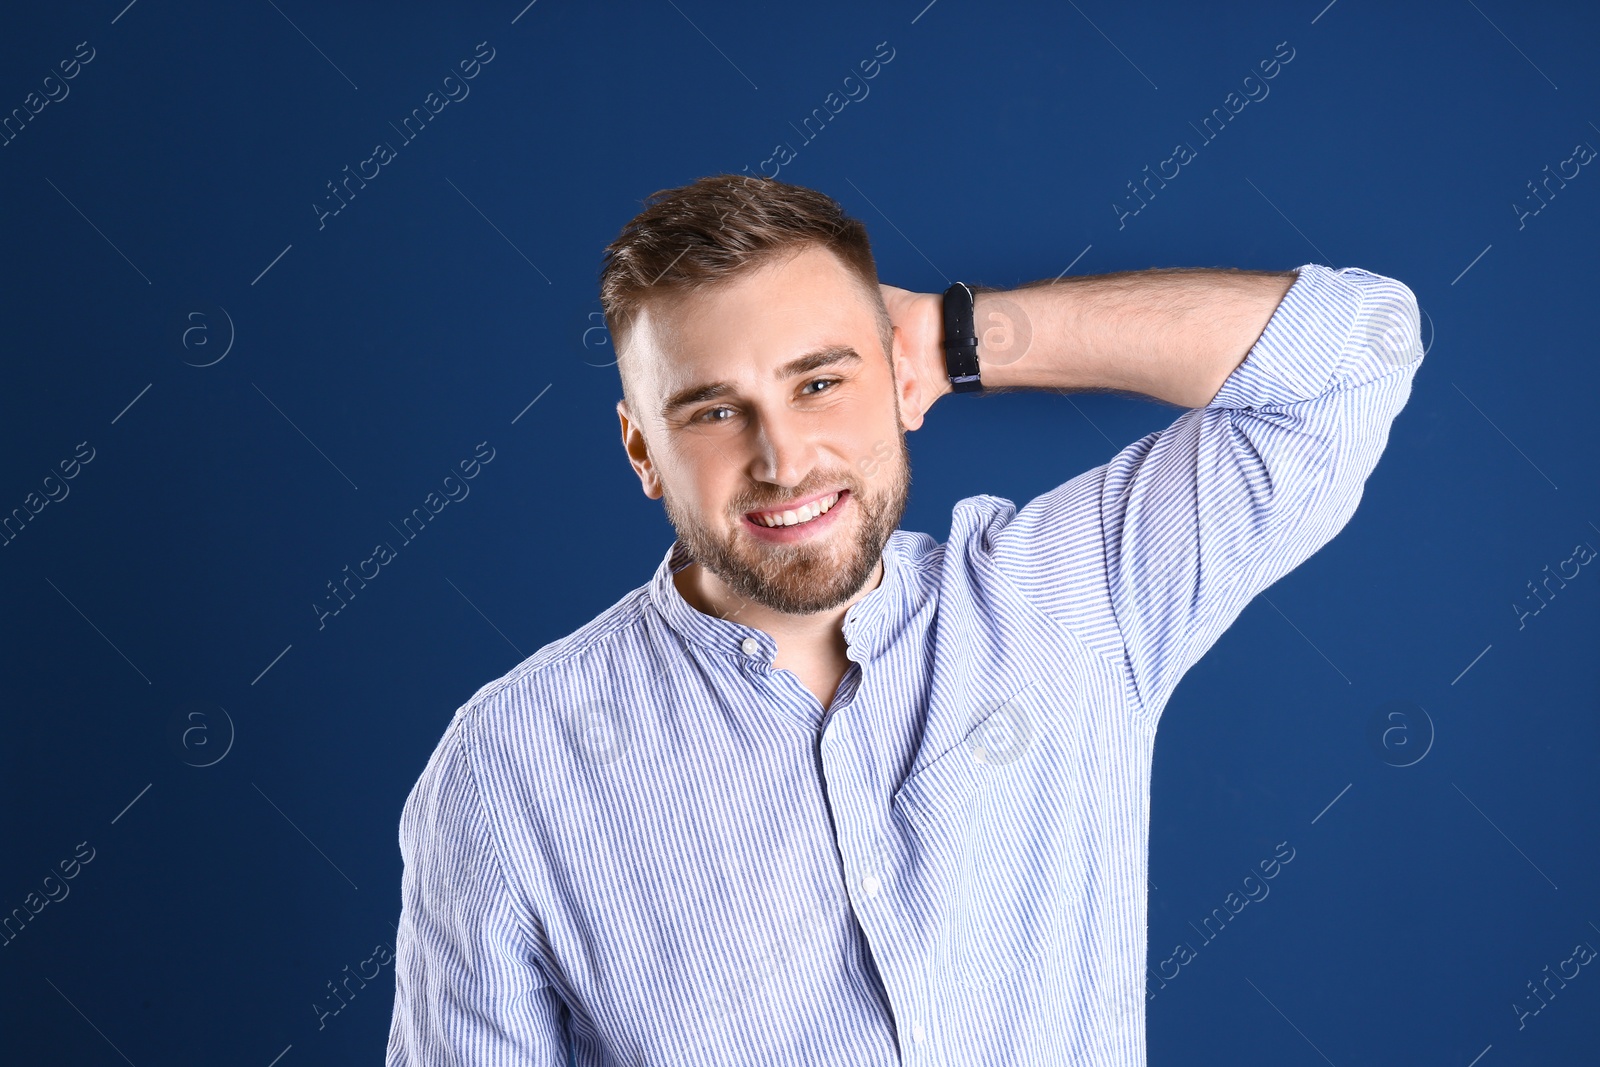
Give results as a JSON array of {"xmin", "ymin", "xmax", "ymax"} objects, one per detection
[
  {"xmin": 887, "ymin": 265, "xmax": 1298, "ymax": 415},
  {"xmin": 892, "ymin": 263, "xmax": 1425, "ymax": 721},
  {"xmin": 987, "ymin": 266, "xmax": 1297, "ymax": 407}
]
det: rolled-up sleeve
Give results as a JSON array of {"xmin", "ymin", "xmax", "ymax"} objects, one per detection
[
  {"xmin": 985, "ymin": 263, "xmax": 1425, "ymax": 721},
  {"xmin": 387, "ymin": 712, "xmax": 570, "ymax": 1065}
]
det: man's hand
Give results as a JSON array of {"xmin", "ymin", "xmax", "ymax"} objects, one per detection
[{"xmin": 879, "ymin": 283, "xmax": 949, "ymax": 427}]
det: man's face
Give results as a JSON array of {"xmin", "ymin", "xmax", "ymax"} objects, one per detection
[{"xmin": 617, "ymin": 244, "xmax": 924, "ymax": 617}]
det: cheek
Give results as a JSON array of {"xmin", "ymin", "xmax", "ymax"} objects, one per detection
[
  {"xmin": 850, "ymin": 433, "xmax": 901, "ymax": 485},
  {"xmin": 663, "ymin": 442, "xmax": 724, "ymax": 504},
  {"xmin": 682, "ymin": 469, "xmax": 735, "ymax": 521}
]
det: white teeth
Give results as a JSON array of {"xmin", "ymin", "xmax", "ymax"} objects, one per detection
[{"xmin": 755, "ymin": 491, "xmax": 840, "ymax": 528}]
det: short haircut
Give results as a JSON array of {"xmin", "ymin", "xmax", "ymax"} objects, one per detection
[{"xmin": 598, "ymin": 173, "xmax": 894, "ymax": 416}]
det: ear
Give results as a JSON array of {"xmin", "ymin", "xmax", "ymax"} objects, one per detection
[
  {"xmin": 892, "ymin": 323, "xmax": 929, "ymax": 433},
  {"xmin": 617, "ymin": 399, "xmax": 663, "ymax": 500}
]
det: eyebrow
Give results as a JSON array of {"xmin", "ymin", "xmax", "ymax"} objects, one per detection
[{"xmin": 659, "ymin": 345, "xmax": 865, "ymax": 420}]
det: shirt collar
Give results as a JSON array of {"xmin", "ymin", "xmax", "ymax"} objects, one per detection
[{"xmin": 645, "ymin": 532, "xmax": 909, "ymax": 666}]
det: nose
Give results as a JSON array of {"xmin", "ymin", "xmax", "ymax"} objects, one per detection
[{"xmin": 748, "ymin": 406, "xmax": 816, "ymax": 492}]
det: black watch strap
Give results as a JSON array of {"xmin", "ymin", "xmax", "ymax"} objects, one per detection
[{"xmin": 942, "ymin": 282, "xmax": 983, "ymax": 393}]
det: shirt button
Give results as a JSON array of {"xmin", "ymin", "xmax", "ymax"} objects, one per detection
[
  {"xmin": 911, "ymin": 1023, "xmax": 926, "ymax": 1044},
  {"xmin": 862, "ymin": 875, "xmax": 881, "ymax": 898},
  {"xmin": 740, "ymin": 637, "xmax": 759, "ymax": 656}
]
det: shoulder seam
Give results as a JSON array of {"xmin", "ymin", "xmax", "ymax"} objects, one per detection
[{"xmin": 455, "ymin": 589, "xmax": 651, "ymax": 720}]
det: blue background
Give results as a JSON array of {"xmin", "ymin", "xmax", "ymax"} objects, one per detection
[{"xmin": 3, "ymin": 1, "xmax": 1597, "ymax": 1064}]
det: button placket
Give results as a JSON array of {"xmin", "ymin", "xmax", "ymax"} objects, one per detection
[{"xmin": 823, "ymin": 723, "xmax": 893, "ymax": 930}]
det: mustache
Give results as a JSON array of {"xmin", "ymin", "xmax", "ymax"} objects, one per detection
[{"xmin": 738, "ymin": 486, "xmax": 853, "ymax": 513}]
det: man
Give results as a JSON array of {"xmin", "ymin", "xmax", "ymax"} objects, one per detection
[{"xmin": 387, "ymin": 174, "xmax": 1424, "ymax": 1065}]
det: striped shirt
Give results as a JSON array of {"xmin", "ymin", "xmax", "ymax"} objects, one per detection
[{"xmin": 387, "ymin": 263, "xmax": 1424, "ymax": 1066}]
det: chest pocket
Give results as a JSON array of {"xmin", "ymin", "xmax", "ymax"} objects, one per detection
[{"xmin": 892, "ymin": 685, "xmax": 1080, "ymax": 990}]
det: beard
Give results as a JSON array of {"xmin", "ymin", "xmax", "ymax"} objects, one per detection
[{"xmin": 661, "ymin": 429, "xmax": 912, "ymax": 617}]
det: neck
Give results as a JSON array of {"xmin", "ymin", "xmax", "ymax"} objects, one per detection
[{"xmin": 674, "ymin": 556, "xmax": 885, "ymax": 651}]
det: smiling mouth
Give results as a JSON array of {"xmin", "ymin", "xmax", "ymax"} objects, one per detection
[{"xmin": 746, "ymin": 490, "xmax": 845, "ymax": 528}]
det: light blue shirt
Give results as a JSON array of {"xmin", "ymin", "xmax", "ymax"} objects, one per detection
[{"xmin": 387, "ymin": 263, "xmax": 1424, "ymax": 1066}]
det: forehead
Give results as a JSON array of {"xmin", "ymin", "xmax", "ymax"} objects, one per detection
[{"xmin": 632, "ymin": 245, "xmax": 878, "ymax": 402}]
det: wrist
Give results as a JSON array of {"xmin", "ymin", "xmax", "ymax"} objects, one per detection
[
  {"xmin": 909, "ymin": 291, "xmax": 950, "ymax": 404},
  {"xmin": 971, "ymin": 288, "xmax": 1033, "ymax": 389},
  {"xmin": 926, "ymin": 292, "xmax": 952, "ymax": 401}
]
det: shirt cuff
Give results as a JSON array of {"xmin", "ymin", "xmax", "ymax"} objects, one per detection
[{"xmin": 1208, "ymin": 263, "xmax": 1420, "ymax": 410}]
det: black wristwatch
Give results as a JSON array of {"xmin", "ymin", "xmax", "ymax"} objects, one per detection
[{"xmin": 942, "ymin": 282, "xmax": 983, "ymax": 393}]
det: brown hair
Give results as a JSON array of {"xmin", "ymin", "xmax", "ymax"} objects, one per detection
[{"xmin": 599, "ymin": 173, "xmax": 894, "ymax": 415}]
